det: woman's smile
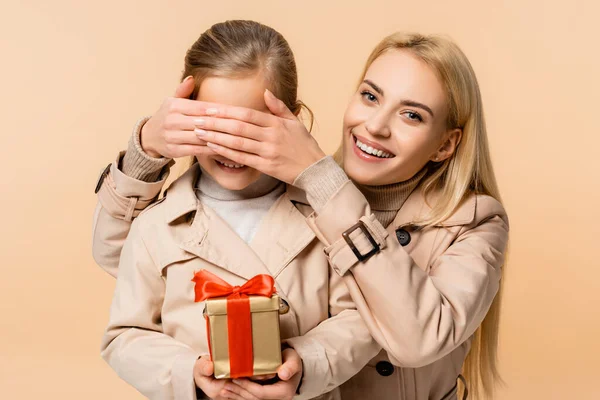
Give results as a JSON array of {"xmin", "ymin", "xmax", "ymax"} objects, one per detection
[{"xmin": 351, "ymin": 132, "xmax": 396, "ymax": 161}]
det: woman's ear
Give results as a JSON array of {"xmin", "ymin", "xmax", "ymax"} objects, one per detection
[{"xmin": 431, "ymin": 128, "xmax": 462, "ymax": 162}]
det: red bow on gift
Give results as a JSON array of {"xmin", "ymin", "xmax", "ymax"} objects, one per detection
[{"xmin": 191, "ymin": 270, "xmax": 276, "ymax": 378}]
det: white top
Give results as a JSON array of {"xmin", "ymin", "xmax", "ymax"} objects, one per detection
[{"xmin": 195, "ymin": 169, "xmax": 285, "ymax": 243}]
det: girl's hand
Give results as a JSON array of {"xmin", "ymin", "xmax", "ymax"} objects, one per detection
[
  {"xmin": 193, "ymin": 356, "xmax": 245, "ymax": 400},
  {"xmin": 194, "ymin": 90, "xmax": 326, "ymax": 184},
  {"xmin": 139, "ymin": 76, "xmax": 218, "ymax": 159},
  {"xmin": 222, "ymin": 348, "xmax": 303, "ymax": 400}
]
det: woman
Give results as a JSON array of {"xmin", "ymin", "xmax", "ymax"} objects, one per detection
[{"xmin": 94, "ymin": 32, "xmax": 508, "ymax": 399}]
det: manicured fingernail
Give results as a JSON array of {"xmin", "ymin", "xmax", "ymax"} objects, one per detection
[
  {"xmin": 194, "ymin": 118, "xmax": 205, "ymax": 126},
  {"xmin": 194, "ymin": 128, "xmax": 206, "ymax": 136},
  {"xmin": 206, "ymin": 142, "xmax": 219, "ymax": 149},
  {"xmin": 265, "ymin": 89, "xmax": 274, "ymax": 98},
  {"xmin": 232, "ymin": 379, "xmax": 242, "ymax": 385},
  {"xmin": 184, "ymin": 75, "xmax": 193, "ymax": 82},
  {"xmin": 279, "ymin": 369, "xmax": 290, "ymax": 380},
  {"xmin": 205, "ymin": 108, "xmax": 218, "ymax": 115}
]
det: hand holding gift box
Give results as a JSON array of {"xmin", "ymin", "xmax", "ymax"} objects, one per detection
[{"xmin": 192, "ymin": 270, "xmax": 288, "ymax": 379}]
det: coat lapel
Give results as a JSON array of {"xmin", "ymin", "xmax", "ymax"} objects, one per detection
[
  {"xmin": 249, "ymin": 190, "xmax": 315, "ymax": 278},
  {"xmin": 178, "ymin": 204, "xmax": 273, "ymax": 280},
  {"xmin": 163, "ymin": 163, "xmax": 272, "ymax": 280}
]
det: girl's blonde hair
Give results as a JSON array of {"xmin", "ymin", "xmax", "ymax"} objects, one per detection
[
  {"xmin": 170, "ymin": 20, "xmax": 312, "ymax": 179},
  {"xmin": 334, "ymin": 32, "xmax": 505, "ymax": 399}
]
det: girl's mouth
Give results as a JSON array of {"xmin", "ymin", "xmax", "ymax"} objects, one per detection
[{"xmin": 214, "ymin": 159, "xmax": 248, "ymax": 173}]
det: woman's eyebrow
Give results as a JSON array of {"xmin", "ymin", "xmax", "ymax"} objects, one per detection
[
  {"xmin": 400, "ymin": 100, "xmax": 434, "ymax": 117},
  {"xmin": 364, "ymin": 79, "xmax": 384, "ymax": 96},
  {"xmin": 363, "ymin": 79, "xmax": 434, "ymax": 117}
]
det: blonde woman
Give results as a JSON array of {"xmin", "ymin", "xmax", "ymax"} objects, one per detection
[
  {"xmin": 95, "ymin": 32, "xmax": 508, "ymax": 399},
  {"xmin": 190, "ymin": 33, "xmax": 509, "ymax": 400}
]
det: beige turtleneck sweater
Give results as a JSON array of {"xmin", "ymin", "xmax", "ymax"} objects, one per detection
[{"xmin": 121, "ymin": 117, "xmax": 172, "ymax": 182}]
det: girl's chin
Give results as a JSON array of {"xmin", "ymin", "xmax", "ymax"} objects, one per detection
[{"xmin": 212, "ymin": 171, "xmax": 262, "ymax": 191}]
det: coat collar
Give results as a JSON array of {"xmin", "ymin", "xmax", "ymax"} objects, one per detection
[
  {"xmin": 163, "ymin": 163, "xmax": 202, "ymax": 224},
  {"xmin": 163, "ymin": 165, "xmax": 312, "ymax": 223},
  {"xmin": 160, "ymin": 164, "xmax": 315, "ymax": 281},
  {"xmin": 393, "ymin": 186, "xmax": 477, "ymax": 229}
]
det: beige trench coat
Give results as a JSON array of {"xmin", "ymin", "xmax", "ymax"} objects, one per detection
[
  {"xmin": 93, "ymin": 153, "xmax": 508, "ymax": 400},
  {"xmin": 94, "ymin": 157, "xmax": 380, "ymax": 400},
  {"xmin": 305, "ymin": 180, "xmax": 509, "ymax": 400}
]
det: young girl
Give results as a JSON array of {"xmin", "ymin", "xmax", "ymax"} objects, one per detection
[
  {"xmin": 95, "ymin": 20, "xmax": 379, "ymax": 400},
  {"xmin": 95, "ymin": 32, "xmax": 509, "ymax": 399}
]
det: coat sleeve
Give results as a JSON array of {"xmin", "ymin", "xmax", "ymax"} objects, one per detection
[
  {"xmin": 92, "ymin": 151, "xmax": 171, "ymax": 277},
  {"xmin": 304, "ymin": 181, "xmax": 509, "ymax": 368},
  {"xmin": 100, "ymin": 217, "xmax": 205, "ymax": 400},
  {"xmin": 283, "ymin": 260, "xmax": 381, "ymax": 399}
]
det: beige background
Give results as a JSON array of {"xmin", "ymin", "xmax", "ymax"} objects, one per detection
[{"xmin": 1, "ymin": 0, "xmax": 599, "ymax": 398}]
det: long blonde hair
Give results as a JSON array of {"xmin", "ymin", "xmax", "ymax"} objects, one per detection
[
  {"xmin": 168, "ymin": 20, "xmax": 312, "ymax": 181},
  {"xmin": 335, "ymin": 33, "xmax": 505, "ymax": 399}
]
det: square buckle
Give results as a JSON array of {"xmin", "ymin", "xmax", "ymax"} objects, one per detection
[{"xmin": 342, "ymin": 221, "xmax": 380, "ymax": 262}]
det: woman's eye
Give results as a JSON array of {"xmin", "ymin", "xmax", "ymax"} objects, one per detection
[
  {"xmin": 403, "ymin": 111, "xmax": 423, "ymax": 122},
  {"xmin": 360, "ymin": 91, "xmax": 377, "ymax": 103}
]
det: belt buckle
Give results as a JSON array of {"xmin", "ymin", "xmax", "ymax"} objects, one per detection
[{"xmin": 341, "ymin": 220, "xmax": 380, "ymax": 262}]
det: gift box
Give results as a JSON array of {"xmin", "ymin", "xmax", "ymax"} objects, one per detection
[{"xmin": 192, "ymin": 270, "xmax": 287, "ymax": 379}]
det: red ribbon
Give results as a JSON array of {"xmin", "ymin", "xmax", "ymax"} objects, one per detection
[{"xmin": 191, "ymin": 270, "xmax": 276, "ymax": 378}]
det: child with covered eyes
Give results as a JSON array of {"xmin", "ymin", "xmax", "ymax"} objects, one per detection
[{"xmin": 96, "ymin": 20, "xmax": 379, "ymax": 400}]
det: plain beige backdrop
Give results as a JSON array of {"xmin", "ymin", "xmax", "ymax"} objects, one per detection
[{"xmin": 1, "ymin": 0, "xmax": 599, "ymax": 399}]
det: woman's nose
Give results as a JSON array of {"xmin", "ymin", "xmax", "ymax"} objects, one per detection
[{"xmin": 364, "ymin": 110, "xmax": 391, "ymax": 138}]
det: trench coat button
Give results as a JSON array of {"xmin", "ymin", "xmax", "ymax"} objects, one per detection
[
  {"xmin": 395, "ymin": 228, "xmax": 411, "ymax": 246},
  {"xmin": 279, "ymin": 298, "xmax": 290, "ymax": 315},
  {"xmin": 375, "ymin": 361, "xmax": 394, "ymax": 376}
]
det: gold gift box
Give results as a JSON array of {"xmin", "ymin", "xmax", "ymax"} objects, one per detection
[{"xmin": 203, "ymin": 294, "xmax": 287, "ymax": 379}]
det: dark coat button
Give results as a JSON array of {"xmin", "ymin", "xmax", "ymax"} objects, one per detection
[
  {"xmin": 395, "ymin": 228, "xmax": 411, "ymax": 246},
  {"xmin": 375, "ymin": 361, "xmax": 395, "ymax": 376}
]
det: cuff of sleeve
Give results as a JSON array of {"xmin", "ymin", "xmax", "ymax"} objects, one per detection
[
  {"xmin": 302, "ymin": 181, "xmax": 388, "ymax": 275},
  {"xmin": 324, "ymin": 214, "xmax": 389, "ymax": 276},
  {"xmin": 172, "ymin": 351, "xmax": 204, "ymax": 400},
  {"xmin": 122, "ymin": 116, "xmax": 173, "ymax": 182},
  {"xmin": 95, "ymin": 152, "xmax": 171, "ymax": 221},
  {"xmin": 292, "ymin": 156, "xmax": 349, "ymax": 213},
  {"xmin": 283, "ymin": 336, "xmax": 330, "ymax": 400},
  {"xmin": 112, "ymin": 151, "xmax": 171, "ymax": 199}
]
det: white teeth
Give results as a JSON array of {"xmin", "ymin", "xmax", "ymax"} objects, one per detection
[
  {"xmin": 217, "ymin": 160, "xmax": 245, "ymax": 168},
  {"xmin": 355, "ymin": 137, "xmax": 392, "ymax": 158}
]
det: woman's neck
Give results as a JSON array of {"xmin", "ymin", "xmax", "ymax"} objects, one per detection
[{"xmin": 354, "ymin": 168, "xmax": 427, "ymax": 227}]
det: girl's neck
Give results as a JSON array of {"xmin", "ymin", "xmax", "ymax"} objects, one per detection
[{"xmin": 196, "ymin": 169, "xmax": 282, "ymax": 201}]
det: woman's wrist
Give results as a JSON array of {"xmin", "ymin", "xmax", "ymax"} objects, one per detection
[
  {"xmin": 293, "ymin": 156, "xmax": 349, "ymax": 213},
  {"xmin": 121, "ymin": 117, "xmax": 173, "ymax": 182},
  {"xmin": 139, "ymin": 117, "xmax": 162, "ymax": 158}
]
